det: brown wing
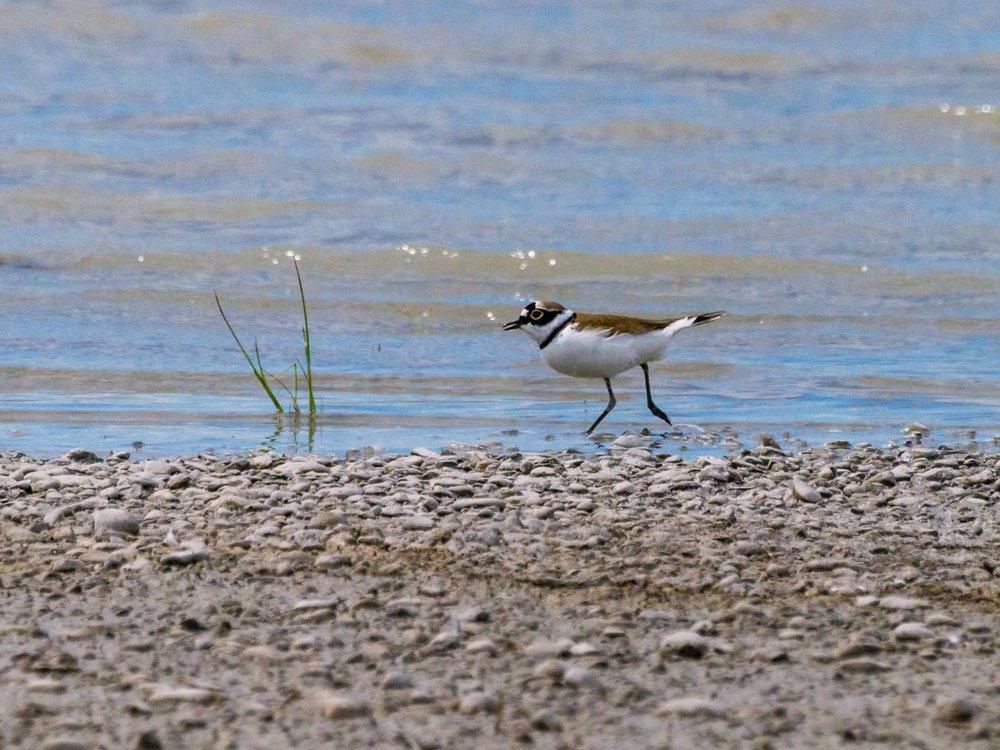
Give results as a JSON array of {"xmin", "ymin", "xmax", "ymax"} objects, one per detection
[
  {"xmin": 573, "ymin": 312, "xmax": 679, "ymax": 335},
  {"xmin": 575, "ymin": 310, "xmax": 726, "ymax": 335}
]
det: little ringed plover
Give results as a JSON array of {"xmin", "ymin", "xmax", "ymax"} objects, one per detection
[{"xmin": 503, "ymin": 300, "xmax": 725, "ymax": 434}]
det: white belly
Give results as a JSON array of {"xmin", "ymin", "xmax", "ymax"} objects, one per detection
[{"xmin": 541, "ymin": 326, "xmax": 672, "ymax": 379}]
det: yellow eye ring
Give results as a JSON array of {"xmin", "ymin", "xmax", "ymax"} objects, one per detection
[{"xmin": 529, "ymin": 309, "xmax": 545, "ymax": 321}]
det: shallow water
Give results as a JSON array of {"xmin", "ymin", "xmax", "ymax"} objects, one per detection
[{"xmin": 2, "ymin": 1, "xmax": 999, "ymax": 457}]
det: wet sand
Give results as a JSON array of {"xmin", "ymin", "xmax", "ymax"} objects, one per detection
[{"xmin": 1, "ymin": 438, "xmax": 997, "ymax": 749}]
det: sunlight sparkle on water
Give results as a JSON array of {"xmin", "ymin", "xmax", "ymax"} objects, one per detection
[
  {"xmin": 509, "ymin": 249, "xmax": 554, "ymax": 268},
  {"xmin": 940, "ymin": 103, "xmax": 995, "ymax": 116},
  {"xmin": 397, "ymin": 244, "xmax": 430, "ymax": 259}
]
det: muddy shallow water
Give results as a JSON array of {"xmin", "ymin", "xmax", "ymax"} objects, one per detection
[{"xmin": 2, "ymin": 1, "xmax": 999, "ymax": 455}]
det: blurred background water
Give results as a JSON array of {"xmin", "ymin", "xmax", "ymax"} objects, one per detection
[{"xmin": 1, "ymin": 0, "xmax": 998, "ymax": 457}]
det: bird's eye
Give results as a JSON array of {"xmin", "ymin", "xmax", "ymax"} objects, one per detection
[{"xmin": 529, "ymin": 309, "xmax": 545, "ymax": 321}]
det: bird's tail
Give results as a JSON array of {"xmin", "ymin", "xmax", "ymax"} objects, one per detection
[{"xmin": 659, "ymin": 310, "xmax": 726, "ymax": 337}]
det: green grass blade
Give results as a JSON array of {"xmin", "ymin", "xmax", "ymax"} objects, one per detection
[
  {"xmin": 253, "ymin": 340, "xmax": 289, "ymax": 413},
  {"xmin": 214, "ymin": 291, "xmax": 284, "ymax": 413},
  {"xmin": 262, "ymin": 364, "xmax": 301, "ymax": 414},
  {"xmin": 293, "ymin": 258, "xmax": 317, "ymax": 414}
]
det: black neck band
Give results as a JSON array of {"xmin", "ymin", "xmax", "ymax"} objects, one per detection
[{"xmin": 539, "ymin": 313, "xmax": 575, "ymax": 350}]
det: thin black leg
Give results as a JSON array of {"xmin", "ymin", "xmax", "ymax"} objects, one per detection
[
  {"xmin": 586, "ymin": 378, "xmax": 617, "ymax": 434},
  {"xmin": 641, "ymin": 363, "xmax": 672, "ymax": 427}
]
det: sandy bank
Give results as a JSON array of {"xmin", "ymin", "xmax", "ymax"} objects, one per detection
[{"xmin": 1, "ymin": 438, "xmax": 998, "ymax": 748}]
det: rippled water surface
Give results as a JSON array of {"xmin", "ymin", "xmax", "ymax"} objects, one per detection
[{"xmin": 2, "ymin": 1, "xmax": 999, "ymax": 456}]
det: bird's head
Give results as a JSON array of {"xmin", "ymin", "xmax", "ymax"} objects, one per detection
[{"xmin": 503, "ymin": 300, "xmax": 573, "ymax": 345}]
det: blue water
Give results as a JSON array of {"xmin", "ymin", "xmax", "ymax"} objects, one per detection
[{"xmin": 1, "ymin": 1, "xmax": 998, "ymax": 456}]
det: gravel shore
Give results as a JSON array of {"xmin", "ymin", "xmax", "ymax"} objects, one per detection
[{"xmin": 1, "ymin": 437, "xmax": 998, "ymax": 749}]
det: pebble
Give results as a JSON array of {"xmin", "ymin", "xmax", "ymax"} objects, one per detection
[
  {"xmin": 524, "ymin": 638, "xmax": 574, "ymax": 658},
  {"xmin": 292, "ymin": 599, "xmax": 339, "ymax": 613},
  {"xmin": 92, "ymin": 508, "xmax": 140, "ymax": 537},
  {"xmin": 655, "ymin": 697, "xmax": 726, "ymax": 718},
  {"xmin": 64, "ymin": 448, "xmax": 101, "ymax": 463},
  {"xmin": 147, "ymin": 686, "xmax": 218, "ymax": 705},
  {"xmin": 893, "ymin": 622, "xmax": 934, "ymax": 641},
  {"xmin": 837, "ymin": 659, "xmax": 891, "ymax": 674},
  {"xmin": 381, "ymin": 671, "xmax": 415, "ymax": 690},
  {"xmin": 425, "ymin": 631, "xmax": 460, "ymax": 653},
  {"xmin": 274, "ymin": 459, "xmax": 328, "ymax": 476},
  {"xmin": 660, "ymin": 630, "xmax": 710, "ymax": 659},
  {"xmin": 612, "ymin": 480, "xmax": 635, "ymax": 495},
  {"xmin": 562, "ymin": 665, "xmax": 599, "ymax": 688},
  {"xmin": 791, "ymin": 477, "xmax": 822, "ymax": 503},
  {"xmin": 161, "ymin": 546, "xmax": 208, "ymax": 566},
  {"xmin": 919, "ymin": 467, "xmax": 958, "ymax": 482},
  {"xmin": 314, "ymin": 554, "xmax": 352, "ymax": 569},
  {"xmin": 890, "ymin": 464, "xmax": 913, "ymax": 481},
  {"xmin": 835, "ymin": 637, "xmax": 882, "ymax": 660},
  {"xmin": 570, "ymin": 641, "xmax": 601, "ymax": 656},
  {"xmin": 385, "ymin": 598, "xmax": 422, "ymax": 617},
  {"xmin": 453, "ymin": 497, "xmax": 505, "ymax": 510},
  {"xmin": 611, "ymin": 434, "xmax": 646, "ymax": 449},
  {"xmin": 411, "ymin": 447, "xmax": 441, "ymax": 459},
  {"xmin": 403, "ymin": 514, "xmax": 436, "ymax": 530},
  {"xmin": 530, "ymin": 708, "xmax": 564, "ymax": 732},
  {"xmin": 40, "ymin": 740, "xmax": 90, "ymax": 750},
  {"xmin": 465, "ymin": 638, "xmax": 498, "ymax": 655},
  {"xmin": 307, "ymin": 511, "xmax": 344, "ymax": 529},
  {"xmin": 458, "ymin": 691, "xmax": 500, "ymax": 714},
  {"xmin": 879, "ymin": 596, "xmax": 929, "ymax": 611},
  {"xmin": 315, "ymin": 692, "xmax": 369, "ymax": 719},
  {"xmin": 241, "ymin": 645, "xmax": 285, "ymax": 663},
  {"xmin": 27, "ymin": 678, "xmax": 67, "ymax": 694},
  {"xmin": 533, "ymin": 659, "xmax": 566, "ymax": 680},
  {"xmin": 934, "ymin": 696, "xmax": 979, "ymax": 725}
]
